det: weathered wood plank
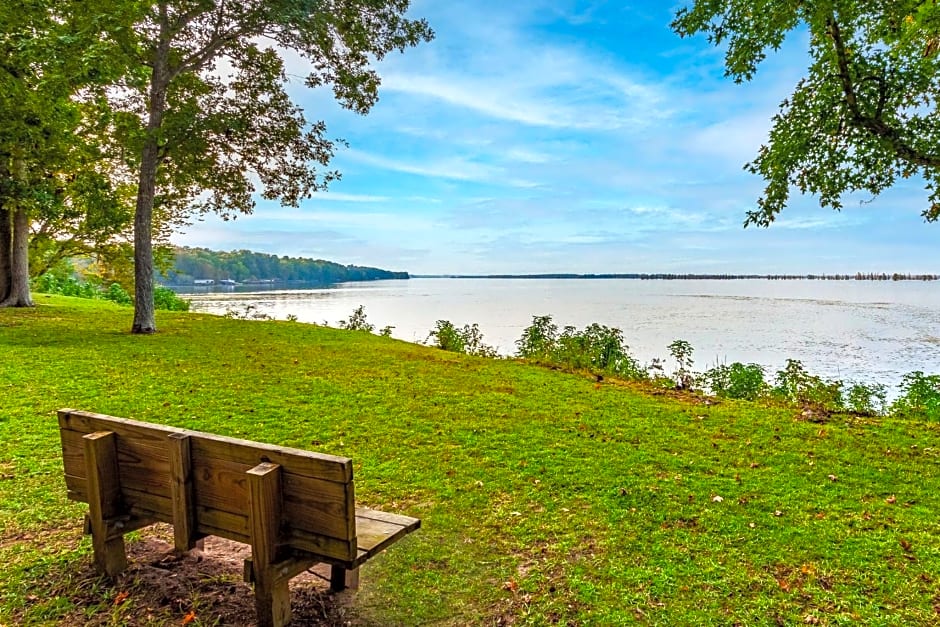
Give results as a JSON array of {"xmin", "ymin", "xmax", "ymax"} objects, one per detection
[
  {"xmin": 191, "ymin": 455, "xmax": 354, "ymax": 542},
  {"xmin": 191, "ymin": 435, "xmax": 352, "ymax": 484},
  {"xmin": 82, "ymin": 512, "xmax": 155, "ymax": 539},
  {"xmin": 355, "ymin": 507, "xmax": 421, "ymax": 528},
  {"xmin": 355, "ymin": 515, "xmax": 420, "ymax": 555},
  {"xmin": 281, "ymin": 473, "xmax": 356, "ymax": 541},
  {"xmin": 61, "ymin": 410, "xmax": 184, "ymax": 449},
  {"xmin": 83, "ymin": 432, "xmax": 127, "ymax": 576},
  {"xmin": 61, "ymin": 427, "xmax": 171, "ymax": 497},
  {"xmin": 191, "ymin": 456, "xmax": 250, "ymax": 514},
  {"xmin": 61, "ymin": 409, "xmax": 353, "ymax": 483},
  {"xmin": 288, "ymin": 528, "xmax": 358, "ymax": 564},
  {"xmin": 243, "ymin": 552, "xmax": 320, "ymax": 586},
  {"xmin": 60, "ymin": 410, "xmax": 417, "ymax": 577}
]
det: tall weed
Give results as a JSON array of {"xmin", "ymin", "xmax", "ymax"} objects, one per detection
[{"xmin": 338, "ymin": 305, "xmax": 374, "ymax": 332}]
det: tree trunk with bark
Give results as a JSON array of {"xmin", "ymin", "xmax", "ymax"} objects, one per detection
[
  {"xmin": 0, "ymin": 207, "xmax": 12, "ymax": 303},
  {"xmin": 1, "ymin": 206, "xmax": 34, "ymax": 307},
  {"xmin": 131, "ymin": 13, "xmax": 171, "ymax": 334}
]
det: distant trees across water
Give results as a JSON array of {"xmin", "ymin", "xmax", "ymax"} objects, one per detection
[
  {"xmin": 162, "ymin": 247, "xmax": 408, "ymax": 285},
  {"xmin": 426, "ymin": 273, "xmax": 939, "ymax": 281}
]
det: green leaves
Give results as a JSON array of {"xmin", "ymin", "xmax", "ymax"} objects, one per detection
[{"xmin": 674, "ymin": 0, "xmax": 940, "ymax": 224}]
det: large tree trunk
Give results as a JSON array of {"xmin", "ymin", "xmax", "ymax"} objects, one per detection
[
  {"xmin": 131, "ymin": 137, "xmax": 159, "ymax": 333},
  {"xmin": 0, "ymin": 207, "xmax": 11, "ymax": 303},
  {"xmin": 131, "ymin": 13, "xmax": 171, "ymax": 334},
  {"xmin": 0, "ymin": 206, "xmax": 34, "ymax": 307}
]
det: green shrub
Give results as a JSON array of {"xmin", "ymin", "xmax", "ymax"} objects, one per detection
[
  {"xmin": 427, "ymin": 320, "xmax": 497, "ymax": 357},
  {"xmin": 515, "ymin": 315, "xmax": 558, "ymax": 359},
  {"xmin": 845, "ymin": 382, "xmax": 888, "ymax": 416},
  {"xmin": 773, "ymin": 359, "xmax": 843, "ymax": 411},
  {"xmin": 516, "ymin": 316, "xmax": 644, "ymax": 380},
  {"xmin": 34, "ymin": 274, "xmax": 187, "ymax": 312},
  {"xmin": 891, "ymin": 371, "xmax": 940, "ymax": 420},
  {"xmin": 102, "ymin": 283, "xmax": 133, "ymax": 305},
  {"xmin": 427, "ymin": 320, "xmax": 465, "ymax": 353},
  {"xmin": 558, "ymin": 323, "xmax": 645, "ymax": 380},
  {"xmin": 699, "ymin": 362, "xmax": 768, "ymax": 400},
  {"xmin": 153, "ymin": 286, "xmax": 190, "ymax": 311},
  {"xmin": 34, "ymin": 275, "xmax": 101, "ymax": 300}
]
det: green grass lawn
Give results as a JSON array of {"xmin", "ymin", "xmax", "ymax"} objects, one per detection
[{"xmin": 2, "ymin": 296, "xmax": 939, "ymax": 625}]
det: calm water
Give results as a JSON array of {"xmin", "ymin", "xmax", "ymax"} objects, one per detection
[{"xmin": 184, "ymin": 278, "xmax": 940, "ymax": 390}]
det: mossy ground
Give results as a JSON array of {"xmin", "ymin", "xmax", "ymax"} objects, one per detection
[{"xmin": 2, "ymin": 296, "xmax": 939, "ymax": 625}]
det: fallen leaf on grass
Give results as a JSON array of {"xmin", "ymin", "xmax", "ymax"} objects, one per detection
[
  {"xmin": 886, "ymin": 495, "xmax": 897, "ymax": 504},
  {"xmin": 182, "ymin": 610, "xmax": 197, "ymax": 625},
  {"xmin": 503, "ymin": 578, "xmax": 519, "ymax": 593},
  {"xmin": 900, "ymin": 538, "xmax": 913, "ymax": 552},
  {"xmin": 113, "ymin": 591, "xmax": 129, "ymax": 606}
]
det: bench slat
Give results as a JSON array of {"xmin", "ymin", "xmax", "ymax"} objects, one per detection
[
  {"xmin": 61, "ymin": 409, "xmax": 353, "ymax": 484},
  {"xmin": 61, "ymin": 427, "xmax": 172, "ymax": 498},
  {"xmin": 189, "ymin": 433, "xmax": 352, "ymax": 484}
]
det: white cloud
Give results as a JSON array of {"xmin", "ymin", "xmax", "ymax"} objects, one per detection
[{"xmin": 343, "ymin": 148, "xmax": 500, "ymax": 182}]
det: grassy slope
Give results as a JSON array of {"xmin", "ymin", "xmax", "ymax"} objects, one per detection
[{"xmin": 1, "ymin": 296, "xmax": 939, "ymax": 625}]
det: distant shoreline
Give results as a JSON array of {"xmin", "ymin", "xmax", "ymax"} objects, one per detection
[{"xmin": 412, "ymin": 273, "xmax": 939, "ymax": 281}]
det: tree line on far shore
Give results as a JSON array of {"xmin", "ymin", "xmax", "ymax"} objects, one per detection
[{"xmin": 162, "ymin": 247, "xmax": 407, "ymax": 285}]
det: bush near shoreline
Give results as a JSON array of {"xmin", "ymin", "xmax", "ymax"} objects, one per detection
[{"xmin": 2, "ymin": 296, "xmax": 939, "ymax": 625}]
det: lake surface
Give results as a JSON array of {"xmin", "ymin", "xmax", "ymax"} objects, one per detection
[{"xmin": 183, "ymin": 278, "xmax": 940, "ymax": 391}]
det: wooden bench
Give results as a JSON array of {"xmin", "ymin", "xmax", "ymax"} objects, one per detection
[{"xmin": 57, "ymin": 409, "xmax": 420, "ymax": 627}]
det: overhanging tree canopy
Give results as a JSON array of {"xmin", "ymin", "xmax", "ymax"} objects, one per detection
[{"xmin": 673, "ymin": 1, "xmax": 940, "ymax": 226}]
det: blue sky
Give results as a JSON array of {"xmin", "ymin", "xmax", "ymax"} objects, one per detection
[{"xmin": 175, "ymin": 0, "xmax": 938, "ymax": 274}]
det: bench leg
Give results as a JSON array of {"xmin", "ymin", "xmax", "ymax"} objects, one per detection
[
  {"xmin": 83, "ymin": 431, "xmax": 127, "ymax": 577},
  {"xmin": 255, "ymin": 577, "xmax": 291, "ymax": 627},
  {"xmin": 330, "ymin": 565, "xmax": 359, "ymax": 592}
]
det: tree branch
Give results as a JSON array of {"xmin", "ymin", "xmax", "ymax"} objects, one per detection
[{"xmin": 828, "ymin": 14, "xmax": 940, "ymax": 168}]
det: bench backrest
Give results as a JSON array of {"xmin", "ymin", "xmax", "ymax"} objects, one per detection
[{"xmin": 58, "ymin": 409, "xmax": 357, "ymax": 562}]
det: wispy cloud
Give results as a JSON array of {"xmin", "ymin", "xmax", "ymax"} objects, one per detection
[
  {"xmin": 342, "ymin": 148, "xmax": 538, "ymax": 188},
  {"xmin": 310, "ymin": 192, "xmax": 391, "ymax": 203}
]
